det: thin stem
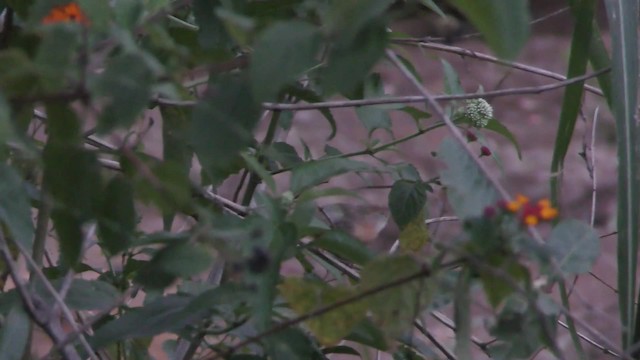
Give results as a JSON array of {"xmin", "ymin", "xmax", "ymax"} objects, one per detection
[
  {"xmin": 241, "ymin": 110, "xmax": 281, "ymax": 206},
  {"xmin": 392, "ymin": 40, "xmax": 604, "ymax": 97}
]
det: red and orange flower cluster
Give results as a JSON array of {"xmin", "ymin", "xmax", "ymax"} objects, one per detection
[
  {"xmin": 42, "ymin": 2, "xmax": 89, "ymax": 26},
  {"xmin": 500, "ymin": 194, "xmax": 558, "ymax": 226}
]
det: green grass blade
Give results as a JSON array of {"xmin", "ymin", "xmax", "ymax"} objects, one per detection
[
  {"xmin": 550, "ymin": 0, "xmax": 596, "ymax": 204},
  {"xmin": 587, "ymin": 25, "xmax": 613, "ymax": 108},
  {"xmin": 604, "ymin": 0, "xmax": 640, "ymax": 350}
]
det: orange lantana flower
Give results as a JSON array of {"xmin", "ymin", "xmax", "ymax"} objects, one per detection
[
  {"xmin": 502, "ymin": 194, "xmax": 559, "ymax": 226},
  {"xmin": 42, "ymin": 3, "xmax": 89, "ymax": 26}
]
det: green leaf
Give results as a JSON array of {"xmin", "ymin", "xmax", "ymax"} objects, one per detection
[
  {"xmin": 0, "ymin": 49, "xmax": 40, "ymax": 97},
  {"xmin": 547, "ymin": 219, "xmax": 599, "ymax": 274},
  {"xmin": 454, "ymin": 270, "xmax": 471, "ymax": 359},
  {"xmin": 448, "ymin": 0, "xmax": 529, "ymax": 59},
  {"xmin": 279, "ymin": 278, "xmax": 367, "ymax": 345},
  {"xmin": 45, "ymin": 279, "xmax": 120, "ymax": 311},
  {"xmin": 398, "ymin": 210, "xmax": 429, "ymax": 252},
  {"xmin": 604, "ymin": 0, "xmax": 640, "ymax": 349},
  {"xmin": 160, "ymin": 105, "xmax": 192, "ymax": 230},
  {"xmin": 0, "ymin": 164, "xmax": 34, "ymax": 250},
  {"xmin": 0, "ymin": 304, "xmax": 29, "ymax": 360},
  {"xmin": 44, "ymin": 144, "xmax": 102, "ymax": 266},
  {"xmin": 345, "ymin": 319, "xmax": 389, "ymax": 350},
  {"xmin": 312, "ymin": 230, "xmax": 374, "ymax": 265},
  {"xmin": 34, "ymin": 25, "xmax": 79, "ymax": 91},
  {"xmin": 90, "ymin": 52, "xmax": 154, "ymax": 133},
  {"xmin": 192, "ymin": 0, "xmax": 231, "ymax": 49},
  {"xmin": 550, "ymin": 0, "xmax": 596, "ymax": 202},
  {"xmin": 484, "ymin": 118, "xmax": 522, "ymax": 159},
  {"xmin": 132, "ymin": 160, "xmax": 191, "ymax": 214},
  {"xmin": 438, "ymin": 138, "xmax": 499, "ymax": 218},
  {"xmin": 388, "ymin": 180, "xmax": 426, "ymax": 229},
  {"xmin": 290, "ymin": 158, "xmax": 371, "ymax": 195},
  {"xmin": 189, "ymin": 75, "xmax": 260, "ymax": 184},
  {"xmin": 250, "ymin": 21, "xmax": 321, "ymax": 102},
  {"xmin": 360, "ymin": 255, "xmax": 431, "ymax": 338},
  {"xmin": 98, "ymin": 176, "xmax": 136, "ymax": 255},
  {"xmin": 322, "ymin": 20, "xmax": 388, "ymax": 95},
  {"xmin": 441, "ymin": 59, "xmax": 464, "ymax": 95},
  {"xmin": 268, "ymin": 328, "xmax": 320, "ymax": 359},
  {"xmin": 136, "ymin": 243, "xmax": 212, "ymax": 289},
  {"xmin": 264, "ymin": 142, "xmax": 302, "ymax": 168},
  {"xmin": 90, "ymin": 295, "xmax": 192, "ymax": 348}
]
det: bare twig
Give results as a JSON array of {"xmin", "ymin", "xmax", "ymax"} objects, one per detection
[
  {"xmin": 392, "ymin": 40, "xmax": 605, "ymax": 97},
  {"xmin": 0, "ymin": 232, "xmax": 81, "ymax": 360}
]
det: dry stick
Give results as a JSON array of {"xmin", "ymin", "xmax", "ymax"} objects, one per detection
[
  {"xmin": 42, "ymin": 285, "xmax": 141, "ymax": 360},
  {"xmin": 10, "ymin": 240, "xmax": 98, "ymax": 360},
  {"xmin": 0, "ymin": 232, "xmax": 81, "ymax": 360},
  {"xmin": 393, "ymin": 40, "xmax": 605, "ymax": 98},
  {"xmin": 205, "ymin": 264, "xmax": 434, "ymax": 360},
  {"xmin": 259, "ymin": 68, "xmax": 608, "ymax": 112}
]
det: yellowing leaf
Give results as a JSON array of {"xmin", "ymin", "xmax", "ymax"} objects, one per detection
[
  {"xmin": 360, "ymin": 256, "xmax": 432, "ymax": 338},
  {"xmin": 279, "ymin": 278, "xmax": 366, "ymax": 345},
  {"xmin": 399, "ymin": 210, "xmax": 429, "ymax": 252}
]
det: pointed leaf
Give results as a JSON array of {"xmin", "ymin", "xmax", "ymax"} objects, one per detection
[
  {"xmin": 98, "ymin": 176, "xmax": 136, "ymax": 255},
  {"xmin": 438, "ymin": 138, "xmax": 499, "ymax": 218},
  {"xmin": 388, "ymin": 180, "xmax": 426, "ymax": 229},
  {"xmin": 0, "ymin": 164, "xmax": 34, "ymax": 250},
  {"xmin": 398, "ymin": 210, "xmax": 429, "ymax": 252},
  {"xmin": 290, "ymin": 158, "xmax": 371, "ymax": 195}
]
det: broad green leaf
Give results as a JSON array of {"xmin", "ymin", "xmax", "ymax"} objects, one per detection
[
  {"xmin": 44, "ymin": 144, "xmax": 102, "ymax": 266},
  {"xmin": 345, "ymin": 319, "xmax": 389, "ymax": 351},
  {"xmin": 90, "ymin": 295, "xmax": 192, "ymax": 348},
  {"xmin": 438, "ymin": 138, "xmax": 499, "ymax": 218},
  {"xmin": 264, "ymin": 142, "xmax": 302, "ymax": 168},
  {"xmin": 250, "ymin": 21, "xmax": 321, "ymax": 102},
  {"xmin": 322, "ymin": 20, "xmax": 388, "ymax": 95},
  {"xmin": 38, "ymin": 279, "xmax": 120, "ymax": 311},
  {"xmin": 0, "ymin": 164, "xmax": 34, "ymax": 250},
  {"xmin": 34, "ymin": 25, "xmax": 79, "ymax": 91},
  {"xmin": 0, "ymin": 49, "xmax": 40, "ymax": 97},
  {"xmin": 547, "ymin": 219, "xmax": 599, "ymax": 274},
  {"xmin": 160, "ymin": 105, "xmax": 192, "ymax": 230},
  {"xmin": 135, "ymin": 242, "xmax": 212, "ymax": 289},
  {"xmin": 360, "ymin": 255, "xmax": 431, "ymax": 338},
  {"xmin": 398, "ymin": 210, "xmax": 429, "ymax": 252},
  {"xmin": 290, "ymin": 158, "xmax": 371, "ymax": 195},
  {"xmin": 131, "ymin": 160, "xmax": 191, "ymax": 214},
  {"xmin": 0, "ymin": 304, "xmax": 29, "ymax": 360},
  {"xmin": 479, "ymin": 258, "xmax": 529, "ymax": 309},
  {"xmin": 90, "ymin": 52, "xmax": 154, "ymax": 133},
  {"xmin": 326, "ymin": 0, "xmax": 394, "ymax": 42},
  {"xmin": 484, "ymin": 118, "xmax": 522, "ymax": 159},
  {"xmin": 98, "ymin": 176, "xmax": 136, "ymax": 255},
  {"xmin": 189, "ymin": 75, "xmax": 260, "ymax": 184},
  {"xmin": 268, "ymin": 328, "xmax": 321, "ymax": 359},
  {"xmin": 388, "ymin": 180, "xmax": 426, "ymax": 229},
  {"xmin": 550, "ymin": 0, "xmax": 595, "ymax": 202},
  {"xmin": 192, "ymin": 0, "xmax": 231, "ymax": 49},
  {"xmin": 448, "ymin": 0, "xmax": 529, "ymax": 59},
  {"xmin": 77, "ymin": 0, "xmax": 112, "ymax": 30},
  {"xmin": 604, "ymin": 0, "xmax": 640, "ymax": 348},
  {"xmin": 279, "ymin": 278, "xmax": 367, "ymax": 345},
  {"xmin": 312, "ymin": 230, "xmax": 373, "ymax": 265}
]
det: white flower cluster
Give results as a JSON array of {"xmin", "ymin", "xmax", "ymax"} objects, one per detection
[{"xmin": 464, "ymin": 98, "xmax": 493, "ymax": 128}]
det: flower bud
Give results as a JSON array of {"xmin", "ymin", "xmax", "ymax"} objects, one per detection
[{"xmin": 480, "ymin": 146, "xmax": 491, "ymax": 157}]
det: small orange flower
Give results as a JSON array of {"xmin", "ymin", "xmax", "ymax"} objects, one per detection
[
  {"xmin": 505, "ymin": 194, "xmax": 529, "ymax": 212},
  {"xmin": 499, "ymin": 194, "xmax": 558, "ymax": 226},
  {"xmin": 42, "ymin": 3, "xmax": 89, "ymax": 26}
]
